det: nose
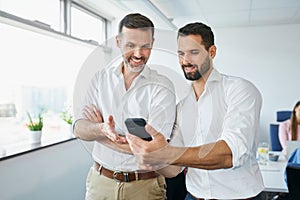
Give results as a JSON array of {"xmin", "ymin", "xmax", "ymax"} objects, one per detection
[
  {"xmin": 133, "ymin": 47, "xmax": 143, "ymax": 57},
  {"xmin": 181, "ymin": 54, "xmax": 191, "ymax": 65}
]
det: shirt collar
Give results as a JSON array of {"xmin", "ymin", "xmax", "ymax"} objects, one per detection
[{"xmin": 206, "ymin": 68, "xmax": 221, "ymax": 83}]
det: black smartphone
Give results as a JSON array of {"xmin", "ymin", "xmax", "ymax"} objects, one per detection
[{"xmin": 125, "ymin": 118, "xmax": 152, "ymax": 141}]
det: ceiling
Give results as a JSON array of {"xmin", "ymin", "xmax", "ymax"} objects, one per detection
[{"xmin": 81, "ymin": 0, "xmax": 300, "ymax": 30}]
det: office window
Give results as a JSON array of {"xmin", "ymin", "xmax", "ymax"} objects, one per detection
[
  {"xmin": 71, "ymin": 4, "xmax": 106, "ymax": 45},
  {"xmin": 0, "ymin": 22, "xmax": 95, "ymax": 152},
  {"xmin": 0, "ymin": 0, "xmax": 110, "ymax": 158},
  {"xmin": 0, "ymin": 0, "xmax": 60, "ymax": 31}
]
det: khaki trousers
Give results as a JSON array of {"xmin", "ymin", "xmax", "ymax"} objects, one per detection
[{"xmin": 85, "ymin": 166, "xmax": 166, "ymax": 200}]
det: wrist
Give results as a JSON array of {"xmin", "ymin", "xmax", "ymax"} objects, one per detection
[
  {"xmin": 168, "ymin": 146, "xmax": 186, "ymax": 165},
  {"xmin": 90, "ymin": 122, "xmax": 104, "ymax": 138}
]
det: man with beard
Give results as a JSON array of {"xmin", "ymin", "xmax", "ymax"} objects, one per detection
[
  {"xmin": 73, "ymin": 13, "xmax": 176, "ymax": 200},
  {"xmin": 126, "ymin": 22, "xmax": 264, "ymax": 199}
]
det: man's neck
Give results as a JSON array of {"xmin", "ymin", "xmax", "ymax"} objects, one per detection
[
  {"xmin": 192, "ymin": 67, "xmax": 213, "ymax": 101},
  {"xmin": 192, "ymin": 80, "xmax": 205, "ymax": 101},
  {"xmin": 122, "ymin": 63, "xmax": 140, "ymax": 90}
]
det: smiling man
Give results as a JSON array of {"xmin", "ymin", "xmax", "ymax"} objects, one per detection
[
  {"xmin": 127, "ymin": 22, "xmax": 264, "ymax": 200},
  {"xmin": 73, "ymin": 13, "xmax": 176, "ymax": 200}
]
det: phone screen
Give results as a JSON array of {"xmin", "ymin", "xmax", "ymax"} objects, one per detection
[{"xmin": 125, "ymin": 118, "xmax": 152, "ymax": 141}]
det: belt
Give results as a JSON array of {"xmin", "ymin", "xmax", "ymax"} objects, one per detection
[{"xmin": 94, "ymin": 162, "xmax": 159, "ymax": 182}]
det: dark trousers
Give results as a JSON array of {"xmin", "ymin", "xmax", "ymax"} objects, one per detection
[{"xmin": 166, "ymin": 170, "xmax": 187, "ymax": 200}]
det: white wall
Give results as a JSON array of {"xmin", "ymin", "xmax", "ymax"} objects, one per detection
[
  {"xmin": 0, "ymin": 139, "xmax": 93, "ymax": 200},
  {"xmin": 214, "ymin": 23, "xmax": 300, "ymax": 142}
]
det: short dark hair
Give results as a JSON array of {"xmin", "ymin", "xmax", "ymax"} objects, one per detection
[
  {"xmin": 178, "ymin": 22, "xmax": 214, "ymax": 51},
  {"xmin": 118, "ymin": 13, "xmax": 154, "ymax": 37}
]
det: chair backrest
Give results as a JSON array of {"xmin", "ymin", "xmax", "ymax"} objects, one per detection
[
  {"xmin": 286, "ymin": 163, "xmax": 300, "ymax": 199},
  {"xmin": 268, "ymin": 110, "xmax": 291, "ymax": 152},
  {"xmin": 270, "ymin": 124, "xmax": 282, "ymax": 151},
  {"xmin": 276, "ymin": 111, "xmax": 292, "ymax": 122}
]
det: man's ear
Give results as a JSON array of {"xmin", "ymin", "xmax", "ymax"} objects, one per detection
[
  {"xmin": 116, "ymin": 35, "xmax": 121, "ymax": 48},
  {"xmin": 209, "ymin": 45, "xmax": 217, "ymax": 59}
]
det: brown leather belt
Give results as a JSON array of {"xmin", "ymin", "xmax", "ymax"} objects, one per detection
[{"xmin": 94, "ymin": 162, "xmax": 159, "ymax": 182}]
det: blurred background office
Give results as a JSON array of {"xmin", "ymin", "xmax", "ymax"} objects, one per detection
[{"xmin": 1, "ymin": 0, "xmax": 300, "ymax": 199}]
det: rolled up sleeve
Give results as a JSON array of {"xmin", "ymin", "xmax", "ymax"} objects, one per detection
[{"xmin": 219, "ymin": 79, "xmax": 262, "ymax": 168}]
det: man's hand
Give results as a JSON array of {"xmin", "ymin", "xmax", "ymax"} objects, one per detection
[
  {"xmin": 83, "ymin": 104, "xmax": 103, "ymax": 123},
  {"xmin": 126, "ymin": 124, "xmax": 182, "ymax": 170},
  {"xmin": 99, "ymin": 115, "xmax": 127, "ymax": 144}
]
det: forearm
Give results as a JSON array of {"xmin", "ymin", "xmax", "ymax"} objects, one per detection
[
  {"xmin": 157, "ymin": 165, "xmax": 182, "ymax": 178},
  {"xmin": 171, "ymin": 140, "xmax": 233, "ymax": 170},
  {"xmin": 97, "ymin": 137, "xmax": 132, "ymax": 154},
  {"xmin": 73, "ymin": 119, "xmax": 105, "ymax": 141}
]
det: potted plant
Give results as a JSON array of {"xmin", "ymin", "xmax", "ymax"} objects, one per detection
[
  {"xmin": 60, "ymin": 110, "xmax": 73, "ymax": 125},
  {"xmin": 60, "ymin": 110, "xmax": 73, "ymax": 135},
  {"xmin": 26, "ymin": 111, "xmax": 43, "ymax": 143}
]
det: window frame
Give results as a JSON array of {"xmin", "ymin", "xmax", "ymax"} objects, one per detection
[
  {"xmin": 0, "ymin": 0, "xmax": 111, "ymax": 159},
  {"xmin": 70, "ymin": 1, "xmax": 108, "ymax": 45},
  {"xmin": 0, "ymin": 0, "xmax": 111, "ymax": 47}
]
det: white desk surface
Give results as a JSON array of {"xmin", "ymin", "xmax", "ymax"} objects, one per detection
[{"xmin": 259, "ymin": 151, "xmax": 288, "ymax": 193}]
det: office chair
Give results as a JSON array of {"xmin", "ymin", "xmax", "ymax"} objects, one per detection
[
  {"xmin": 276, "ymin": 111, "xmax": 292, "ymax": 122},
  {"xmin": 269, "ymin": 110, "xmax": 291, "ymax": 151},
  {"xmin": 286, "ymin": 163, "xmax": 300, "ymax": 200},
  {"xmin": 270, "ymin": 124, "xmax": 283, "ymax": 151}
]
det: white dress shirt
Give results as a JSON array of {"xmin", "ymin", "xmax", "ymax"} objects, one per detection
[
  {"xmin": 76, "ymin": 63, "xmax": 176, "ymax": 171},
  {"xmin": 171, "ymin": 68, "xmax": 264, "ymax": 199}
]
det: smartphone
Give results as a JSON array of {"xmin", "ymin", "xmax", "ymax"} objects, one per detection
[{"xmin": 125, "ymin": 118, "xmax": 152, "ymax": 141}]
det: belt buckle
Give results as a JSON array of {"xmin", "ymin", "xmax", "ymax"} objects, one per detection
[
  {"xmin": 113, "ymin": 171, "xmax": 121, "ymax": 182},
  {"xmin": 113, "ymin": 171, "xmax": 129, "ymax": 182}
]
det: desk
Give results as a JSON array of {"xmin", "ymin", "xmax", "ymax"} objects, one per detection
[{"xmin": 259, "ymin": 151, "xmax": 288, "ymax": 193}]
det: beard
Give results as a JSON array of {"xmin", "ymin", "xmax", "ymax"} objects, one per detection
[
  {"xmin": 124, "ymin": 56, "xmax": 146, "ymax": 73},
  {"xmin": 182, "ymin": 65, "xmax": 202, "ymax": 80},
  {"xmin": 182, "ymin": 55, "xmax": 211, "ymax": 81}
]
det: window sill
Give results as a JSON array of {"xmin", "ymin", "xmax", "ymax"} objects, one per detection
[{"xmin": 0, "ymin": 128, "xmax": 76, "ymax": 161}]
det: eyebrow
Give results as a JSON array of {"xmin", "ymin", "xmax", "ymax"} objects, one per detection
[
  {"xmin": 125, "ymin": 41, "xmax": 152, "ymax": 47},
  {"xmin": 177, "ymin": 49, "xmax": 200, "ymax": 53}
]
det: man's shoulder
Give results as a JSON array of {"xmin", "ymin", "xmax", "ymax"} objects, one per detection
[
  {"xmin": 147, "ymin": 67, "xmax": 171, "ymax": 80},
  {"xmin": 220, "ymin": 73, "xmax": 249, "ymax": 84},
  {"xmin": 220, "ymin": 73, "xmax": 259, "ymax": 92},
  {"xmin": 94, "ymin": 65, "xmax": 117, "ymax": 78},
  {"xmin": 219, "ymin": 73, "xmax": 262, "ymax": 104},
  {"xmin": 147, "ymin": 67, "xmax": 175, "ymax": 91}
]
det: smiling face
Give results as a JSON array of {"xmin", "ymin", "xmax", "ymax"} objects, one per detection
[
  {"xmin": 177, "ymin": 34, "xmax": 215, "ymax": 81},
  {"xmin": 116, "ymin": 27, "xmax": 154, "ymax": 73}
]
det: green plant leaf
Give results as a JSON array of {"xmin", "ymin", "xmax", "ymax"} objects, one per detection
[{"xmin": 26, "ymin": 111, "xmax": 43, "ymax": 131}]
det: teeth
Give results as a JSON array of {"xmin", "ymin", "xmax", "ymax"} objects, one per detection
[
  {"xmin": 132, "ymin": 58, "xmax": 141, "ymax": 62},
  {"xmin": 131, "ymin": 58, "xmax": 143, "ymax": 64}
]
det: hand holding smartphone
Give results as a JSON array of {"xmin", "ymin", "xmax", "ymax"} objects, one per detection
[{"xmin": 125, "ymin": 118, "xmax": 152, "ymax": 141}]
